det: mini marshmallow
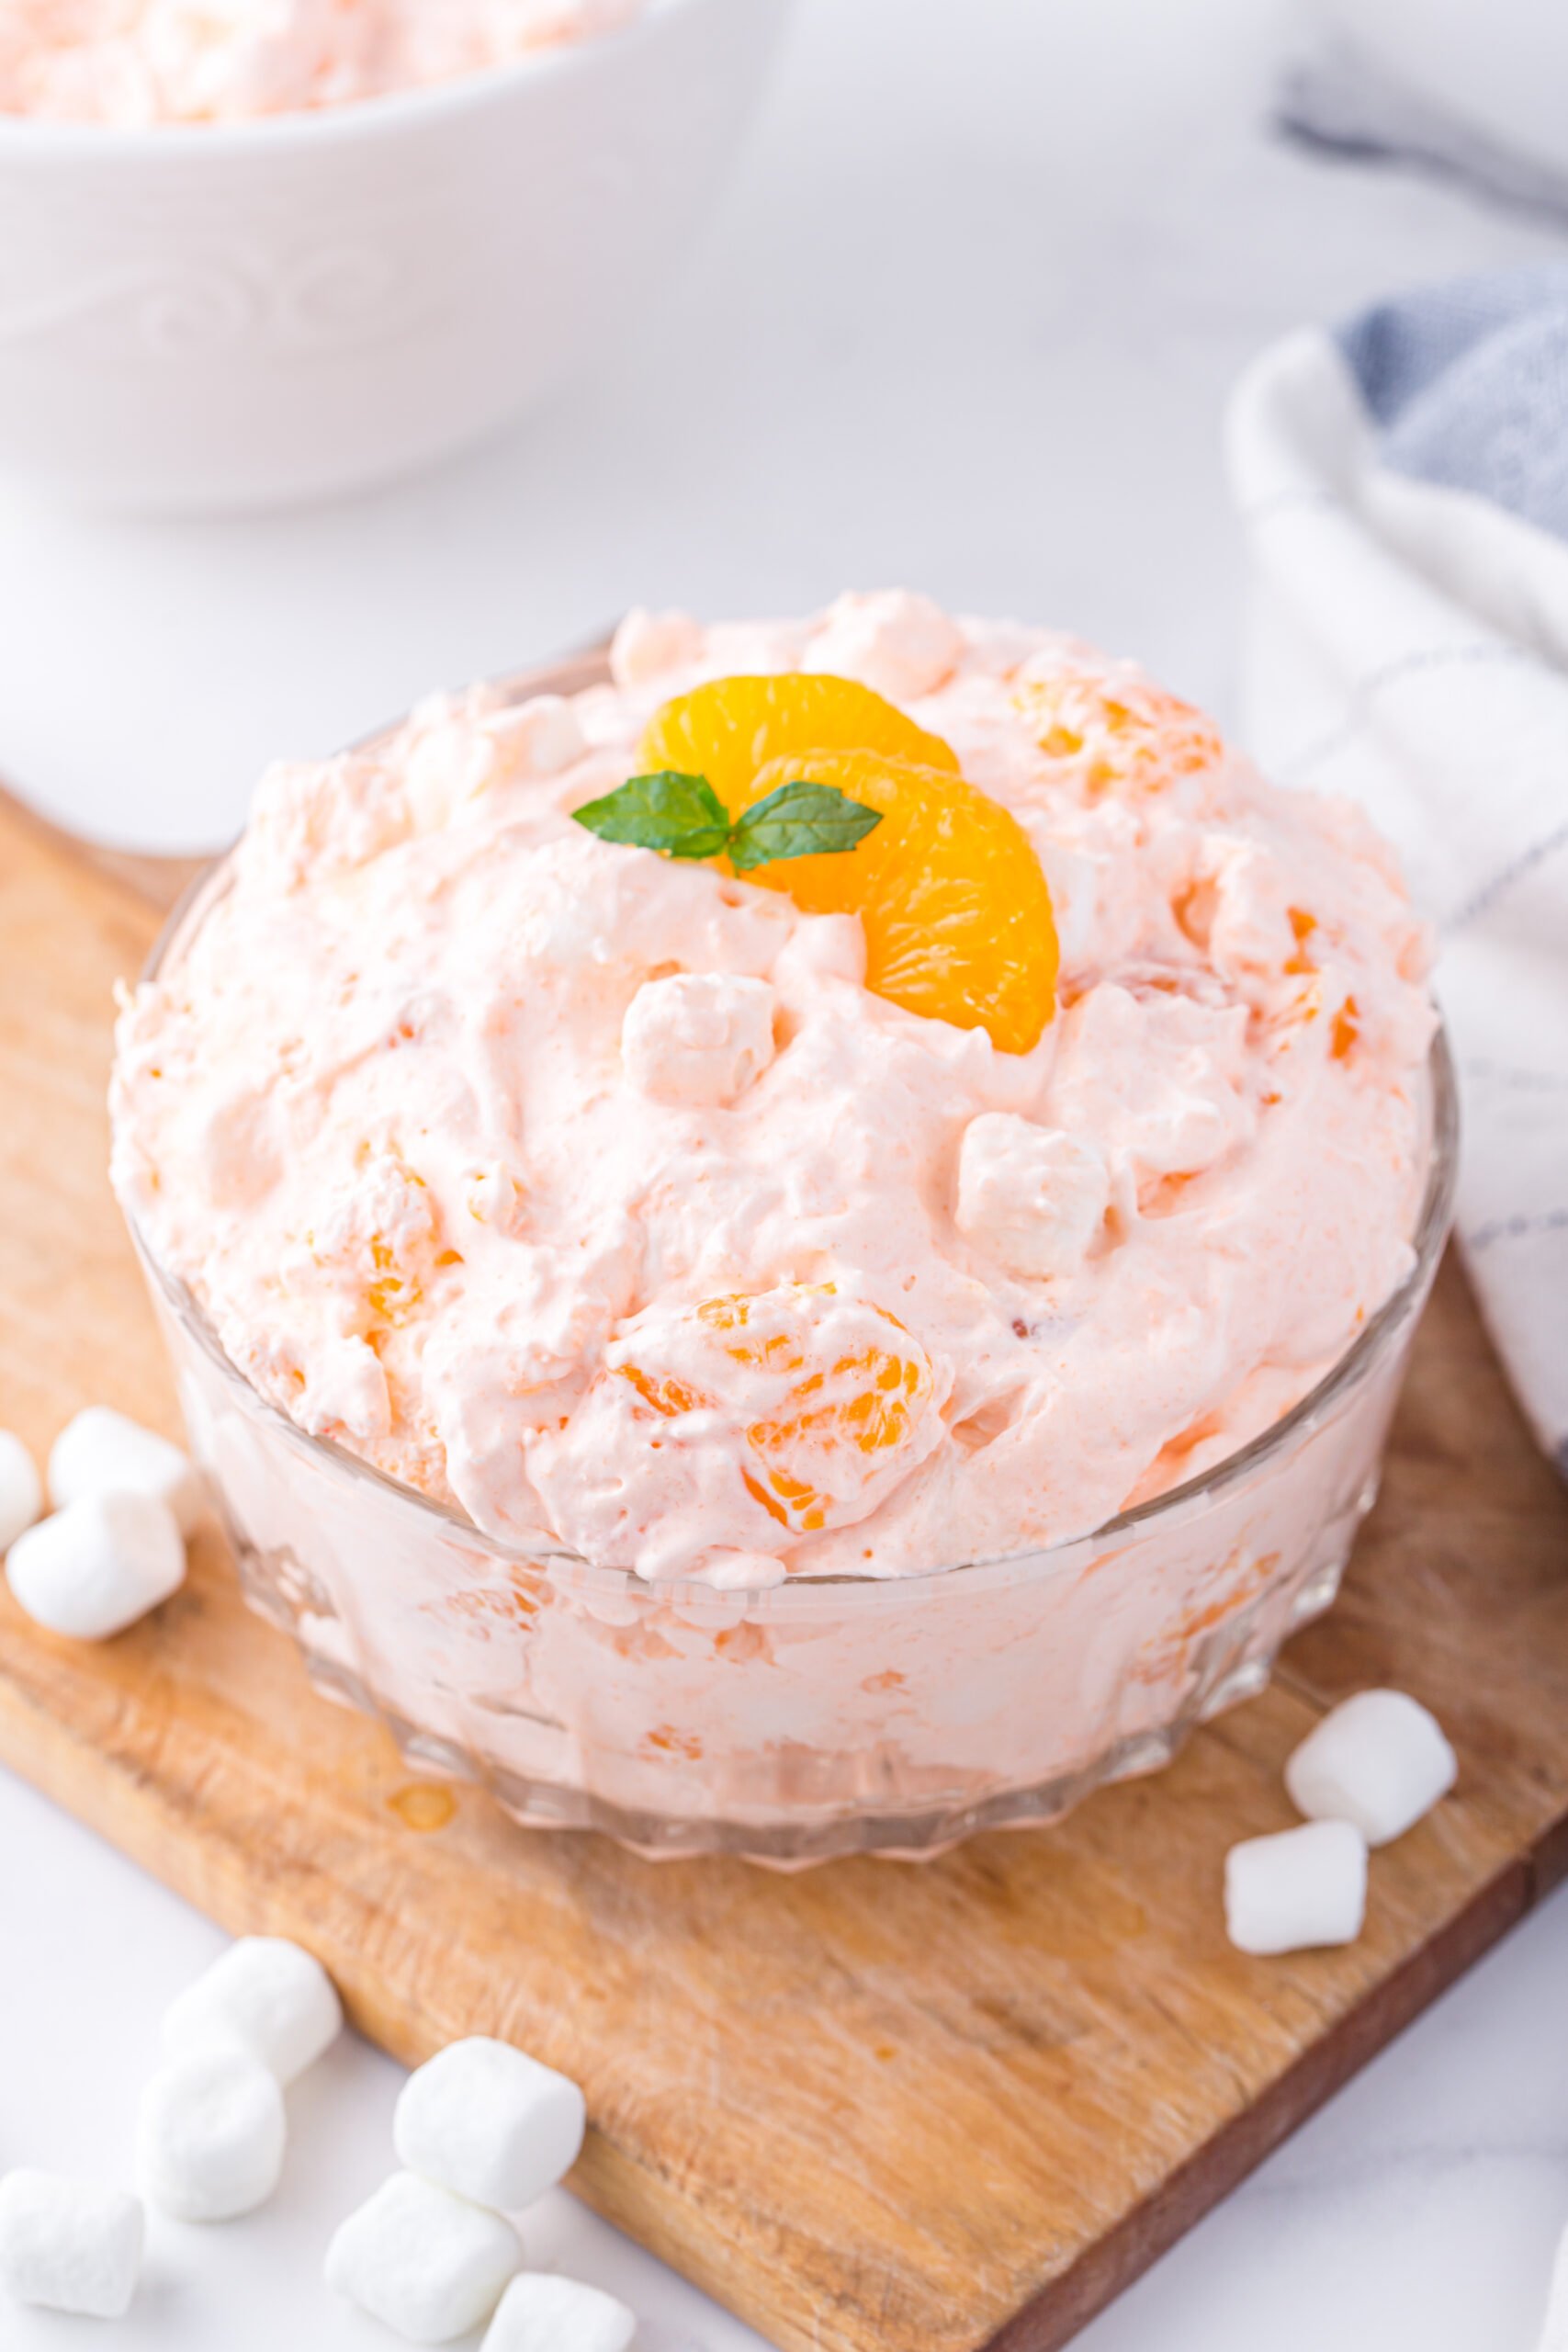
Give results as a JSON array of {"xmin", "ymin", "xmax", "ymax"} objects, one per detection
[
  {"xmin": 395, "ymin": 2037, "xmax": 586, "ymax": 2213},
  {"xmin": 1285, "ymin": 1689, "xmax": 1457, "ymax": 1848},
  {"xmin": 48, "ymin": 1406, "xmax": 205, "ymax": 1536},
  {"xmin": 163, "ymin": 1936, "xmax": 343, "ymax": 2085},
  {"xmin": 482, "ymin": 2271, "xmax": 637, "ymax": 2352},
  {"xmin": 0, "ymin": 2170, "xmax": 143, "ymax": 2319},
  {"xmin": 773, "ymin": 910, "xmax": 867, "ymax": 990},
  {"xmin": 955, "ymin": 1114, "xmax": 1111, "ymax": 1279},
  {"xmin": 491, "ymin": 695, "xmax": 586, "ymax": 781},
  {"xmin": 621, "ymin": 974, "xmax": 776, "ymax": 1108},
  {"xmin": 406, "ymin": 697, "xmax": 588, "ymax": 832},
  {"xmin": 609, "ymin": 605, "xmax": 702, "ymax": 690},
  {"xmin": 6, "ymin": 1493, "xmax": 186, "ymax": 1639},
  {"xmin": 803, "ymin": 588, "xmax": 963, "ymax": 702},
  {"xmin": 325, "ymin": 2171, "xmax": 522, "ymax": 2345},
  {"xmin": 137, "ymin": 2048, "xmax": 287, "ymax": 2222},
  {"xmin": 1224, "ymin": 1819, "xmax": 1368, "ymax": 1955},
  {"xmin": 0, "ymin": 1430, "xmax": 42, "ymax": 1553}
]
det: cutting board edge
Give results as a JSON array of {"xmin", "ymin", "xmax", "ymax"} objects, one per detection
[{"xmin": 981, "ymin": 1846, "xmax": 1540, "ymax": 2351}]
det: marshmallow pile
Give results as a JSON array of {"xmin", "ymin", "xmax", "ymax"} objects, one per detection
[
  {"xmin": 2, "ymin": 1407, "xmax": 630, "ymax": 2339},
  {"xmin": 1224, "ymin": 1689, "xmax": 1458, "ymax": 1956},
  {"xmin": 0, "ymin": 1408, "xmax": 205, "ymax": 1640},
  {"xmin": 0, "ymin": 1935, "xmax": 339, "ymax": 2322},
  {"xmin": 328, "ymin": 2035, "xmax": 634, "ymax": 2347},
  {"xmin": 141, "ymin": 1936, "xmax": 343, "ymax": 2222},
  {"xmin": 0, "ymin": 1934, "xmax": 633, "ymax": 2346}
]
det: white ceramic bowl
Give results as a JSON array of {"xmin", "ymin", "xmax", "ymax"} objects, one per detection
[{"xmin": 0, "ymin": 0, "xmax": 793, "ymax": 514}]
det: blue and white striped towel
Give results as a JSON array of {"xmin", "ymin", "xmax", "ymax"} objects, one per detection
[{"xmin": 1228, "ymin": 266, "xmax": 1568, "ymax": 1476}]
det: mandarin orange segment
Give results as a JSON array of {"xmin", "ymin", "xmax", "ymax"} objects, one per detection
[
  {"xmin": 614, "ymin": 1283, "xmax": 940, "ymax": 1536},
  {"xmin": 1014, "ymin": 662, "xmax": 1224, "ymax": 797},
  {"xmin": 366, "ymin": 1236, "xmax": 422, "ymax": 1328},
  {"xmin": 637, "ymin": 672, "xmax": 958, "ymax": 808},
  {"xmin": 732, "ymin": 750, "xmax": 1057, "ymax": 1054},
  {"xmin": 619, "ymin": 1363, "xmax": 705, "ymax": 1418}
]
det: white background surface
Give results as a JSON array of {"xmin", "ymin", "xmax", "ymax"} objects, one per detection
[{"xmin": 4, "ymin": 0, "xmax": 1566, "ymax": 2346}]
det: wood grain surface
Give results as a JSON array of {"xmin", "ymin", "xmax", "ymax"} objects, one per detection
[{"xmin": 1, "ymin": 781, "xmax": 1565, "ymax": 2352}]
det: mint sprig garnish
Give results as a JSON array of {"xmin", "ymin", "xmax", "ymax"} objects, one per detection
[
  {"xmin": 573, "ymin": 770, "xmax": 881, "ymax": 871},
  {"xmin": 571, "ymin": 770, "xmax": 732, "ymax": 860},
  {"xmin": 726, "ymin": 778, "xmax": 883, "ymax": 870}
]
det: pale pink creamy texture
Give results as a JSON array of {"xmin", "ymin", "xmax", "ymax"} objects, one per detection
[
  {"xmin": 0, "ymin": 0, "xmax": 641, "ymax": 123},
  {"xmin": 111, "ymin": 593, "xmax": 1436, "ymax": 1591}
]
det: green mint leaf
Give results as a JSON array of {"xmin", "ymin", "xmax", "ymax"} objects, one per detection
[
  {"xmin": 728, "ymin": 779, "xmax": 883, "ymax": 873},
  {"xmin": 574, "ymin": 769, "xmax": 884, "ymax": 877},
  {"xmin": 572, "ymin": 770, "xmax": 732, "ymax": 860}
]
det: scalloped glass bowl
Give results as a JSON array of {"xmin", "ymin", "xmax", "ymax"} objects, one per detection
[{"xmin": 128, "ymin": 862, "xmax": 1458, "ymax": 1866}]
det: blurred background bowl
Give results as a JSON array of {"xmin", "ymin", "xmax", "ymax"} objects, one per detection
[{"xmin": 0, "ymin": 0, "xmax": 794, "ymax": 515}]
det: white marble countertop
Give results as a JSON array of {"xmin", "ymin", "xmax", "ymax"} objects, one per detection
[{"xmin": 3, "ymin": 0, "xmax": 1565, "ymax": 2345}]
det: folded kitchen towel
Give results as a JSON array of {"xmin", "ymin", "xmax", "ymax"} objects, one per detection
[{"xmin": 1227, "ymin": 264, "xmax": 1568, "ymax": 1475}]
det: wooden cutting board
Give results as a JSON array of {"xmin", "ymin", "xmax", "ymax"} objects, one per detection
[{"xmin": 2, "ymin": 768, "xmax": 1567, "ymax": 2352}]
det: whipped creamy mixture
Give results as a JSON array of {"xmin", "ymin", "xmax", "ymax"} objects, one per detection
[
  {"xmin": 0, "ymin": 0, "xmax": 641, "ymax": 122},
  {"xmin": 112, "ymin": 593, "xmax": 1436, "ymax": 1586}
]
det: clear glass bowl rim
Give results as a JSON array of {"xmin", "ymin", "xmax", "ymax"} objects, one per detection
[{"xmin": 128, "ymin": 841, "xmax": 1460, "ymax": 1613}]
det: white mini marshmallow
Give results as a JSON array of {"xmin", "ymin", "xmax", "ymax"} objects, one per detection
[
  {"xmin": 773, "ymin": 910, "xmax": 867, "ymax": 990},
  {"xmin": 609, "ymin": 605, "xmax": 703, "ymax": 689},
  {"xmin": 6, "ymin": 1493, "xmax": 186, "ymax": 1639},
  {"xmin": 803, "ymin": 588, "xmax": 963, "ymax": 702},
  {"xmin": 492, "ymin": 695, "xmax": 586, "ymax": 781},
  {"xmin": 482, "ymin": 2272, "xmax": 637, "ymax": 2352},
  {"xmin": 137, "ymin": 2048, "xmax": 287, "ymax": 2222},
  {"xmin": 325, "ymin": 2171, "xmax": 522, "ymax": 2345},
  {"xmin": 48, "ymin": 1406, "xmax": 205, "ymax": 1536},
  {"xmin": 1224, "ymin": 1819, "xmax": 1368, "ymax": 1955},
  {"xmin": 1285, "ymin": 1689, "xmax": 1458, "ymax": 1848},
  {"xmin": 0, "ymin": 2170, "xmax": 143, "ymax": 2319},
  {"xmin": 394, "ymin": 2037, "xmax": 587, "ymax": 2213},
  {"xmin": 163, "ymin": 1936, "xmax": 343, "ymax": 2085},
  {"xmin": 621, "ymin": 974, "xmax": 776, "ymax": 1108},
  {"xmin": 955, "ymin": 1114, "xmax": 1111, "ymax": 1279},
  {"xmin": 408, "ymin": 696, "xmax": 590, "ymax": 832},
  {"xmin": 0, "ymin": 1430, "xmax": 42, "ymax": 1553}
]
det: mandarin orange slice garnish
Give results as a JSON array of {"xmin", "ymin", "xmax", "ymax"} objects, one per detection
[
  {"xmin": 614, "ymin": 1282, "xmax": 940, "ymax": 1536},
  {"xmin": 1014, "ymin": 659, "xmax": 1224, "ymax": 797},
  {"xmin": 628, "ymin": 673, "xmax": 1058, "ymax": 1054},
  {"xmin": 637, "ymin": 671, "xmax": 959, "ymax": 805},
  {"xmin": 732, "ymin": 747, "xmax": 1057, "ymax": 1054}
]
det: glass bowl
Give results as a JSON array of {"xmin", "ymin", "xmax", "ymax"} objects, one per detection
[{"xmin": 126, "ymin": 858, "xmax": 1459, "ymax": 1868}]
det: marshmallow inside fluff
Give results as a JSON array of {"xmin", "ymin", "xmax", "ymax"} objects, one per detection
[{"xmin": 111, "ymin": 591, "xmax": 1437, "ymax": 1586}]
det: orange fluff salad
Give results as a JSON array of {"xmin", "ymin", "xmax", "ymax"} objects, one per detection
[{"xmin": 111, "ymin": 591, "xmax": 1437, "ymax": 1590}]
